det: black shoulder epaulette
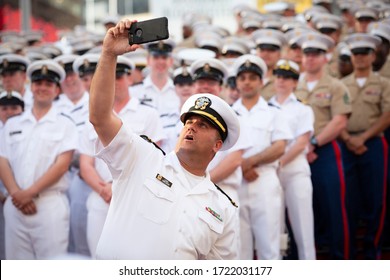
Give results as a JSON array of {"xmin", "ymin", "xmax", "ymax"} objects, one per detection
[
  {"xmin": 140, "ymin": 135, "xmax": 166, "ymax": 155},
  {"xmin": 214, "ymin": 183, "xmax": 238, "ymax": 208},
  {"xmin": 267, "ymin": 102, "xmax": 281, "ymax": 109},
  {"xmin": 76, "ymin": 121, "xmax": 86, "ymax": 127},
  {"xmin": 59, "ymin": 112, "xmax": 75, "ymax": 123},
  {"xmin": 70, "ymin": 105, "xmax": 84, "ymax": 113}
]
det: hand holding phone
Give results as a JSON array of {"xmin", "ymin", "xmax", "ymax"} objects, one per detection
[{"xmin": 128, "ymin": 17, "xmax": 169, "ymax": 45}]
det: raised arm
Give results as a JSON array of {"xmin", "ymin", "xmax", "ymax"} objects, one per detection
[{"xmin": 89, "ymin": 19, "xmax": 139, "ymax": 146}]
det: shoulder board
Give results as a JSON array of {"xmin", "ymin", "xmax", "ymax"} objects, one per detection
[
  {"xmin": 214, "ymin": 183, "xmax": 238, "ymax": 208},
  {"xmin": 59, "ymin": 112, "xmax": 75, "ymax": 123},
  {"xmin": 140, "ymin": 135, "xmax": 166, "ymax": 156},
  {"xmin": 267, "ymin": 102, "xmax": 281, "ymax": 109},
  {"xmin": 140, "ymin": 101, "xmax": 153, "ymax": 108}
]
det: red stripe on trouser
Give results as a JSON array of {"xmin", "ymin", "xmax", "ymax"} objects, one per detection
[
  {"xmin": 374, "ymin": 137, "xmax": 388, "ymax": 259},
  {"xmin": 332, "ymin": 140, "xmax": 350, "ymax": 260}
]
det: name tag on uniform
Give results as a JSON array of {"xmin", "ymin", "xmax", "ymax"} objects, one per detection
[
  {"xmin": 156, "ymin": 173, "xmax": 172, "ymax": 188},
  {"xmin": 9, "ymin": 130, "xmax": 22, "ymax": 136}
]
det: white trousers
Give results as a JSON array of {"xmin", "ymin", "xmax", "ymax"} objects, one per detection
[
  {"xmin": 238, "ymin": 167, "xmax": 283, "ymax": 260},
  {"xmin": 4, "ymin": 192, "xmax": 69, "ymax": 259},
  {"xmin": 86, "ymin": 192, "xmax": 109, "ymax": 258},
  {"xmin": 278, "ymin": 156, "xmax": 316, "ymax": 260}
]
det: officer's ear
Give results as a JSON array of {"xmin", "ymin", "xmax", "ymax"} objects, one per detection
[{"xmin": 213, "ymin": 137, "xmax": 223, "ymax": 153}]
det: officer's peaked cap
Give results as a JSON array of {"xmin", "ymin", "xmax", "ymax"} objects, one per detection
[{"xmin": 180, "ymin": 93, "xmax": 240, "ymax": 151}]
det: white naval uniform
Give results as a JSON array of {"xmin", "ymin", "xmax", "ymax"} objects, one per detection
[
  {"xmin": 94, "ymin": 125, "xmax": 239, "ymax": 260},
  {"xmin": 0, "ymin": 107, "xmax": 78, "ymax": 259},
  {"xmin": 54, "ymin": 92, "xmax": 91, "ymax": 256},
  {"xmin": 162, "ymin": 109, "xmax": 181, "ymax": 153},
  {"xmin": 80, "ymin": 97, "xmax": 165, "ymax": 258},
  {"xmin": 207, "ymin": 125, "xmax": 252, "ymax": 260},
  {"xmin": 131, "ymin": 76, "xmax": 180, "ymax": 152},
  {"xmin": 232, "ymin": 97, "xmax": 293, "ymax": 260},
  {"xmin": 269, "ymin": 94, "xmax": 316, "ymax": 260},
  {"xmin": 207, "ymin": 125, "xmax": 251, "ymax": 204},
  {"xmin": 54, "ymin": 92, "xmax": 89, "ymax": 133}
]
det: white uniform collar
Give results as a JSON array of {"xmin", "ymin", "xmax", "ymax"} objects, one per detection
[
  {"xmin": 269, "ymin": 93, "xmax": 298, "ymax": 107},
  {"xmin": 21, "ymin": 105, "xmax": 59, "ymax": 123},
  {"xmin": 57, "ymin": 91, "xmax": 89, "ymax": 108},
  {"xmin": 233, "ymin": 96, "xmax": 268, "ymax": 113},
  {"xmin": 143, "ymin": 75, "xmax": 175, "ymax": 91},
  {"xmin": 118, "ymin": 96, "xmax": 140, "ymax": 115},
  {"xmin": 164, "ymin": 152, "xmax": 216, "ymax": 195}
]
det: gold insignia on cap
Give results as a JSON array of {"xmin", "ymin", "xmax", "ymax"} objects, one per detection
[
  {"xmin": 83, "ymin": 59, "xmax": 90, "ymax": 68},
  {"xmin": 277, "ymin": 60, "xmax": 299, "ymax": 74},
  {"xmin": 279, "ymin": 61, "xmax": 291, "ymax": 71},
  {"xmin": 244, "ymin": 59, "xmax": 251, "ymax": 68},
  {"xmin": 41, "ymin": 65, "xmax": 48, "ymax": 75},
  {"xmin": 203, "ymin": 63, "xmax": 211, "ymax": 73},
  {"xmin": 158, "ymin": 41, "xmax": 164, "ymax": 50},
  {"xmin": 307, "ymin": 34, "xmax": 314, "ymax": 40},
  {"xmin": 194, "ymin": 96, "xmax": 211, "ymax": 110},
  {"xmin": 3, "ymin": 59, "xmax": 9, "ymax": 68}
]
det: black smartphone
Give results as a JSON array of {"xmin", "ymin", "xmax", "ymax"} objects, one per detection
[{"xmin": 128, "ymin": 17, "xmax": 169, "ymax": 45}]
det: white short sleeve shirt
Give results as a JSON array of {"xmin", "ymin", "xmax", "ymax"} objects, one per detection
[
  {"xmin": 232, "ymin": 97, "xmax": 293, "ymax": 160},
  {"xmin": 268, "ymin": 93, "xmax": 314, "ymax": 150},
  {"xmin": 1, "ymin": 106, "xmax": 78, "ymax": 192},
  {"xmin": 94, "ymin": 125, "xmax": 239, "ymax": 260}
]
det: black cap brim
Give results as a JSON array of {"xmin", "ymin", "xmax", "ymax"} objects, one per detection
[
  {"xmin": 273, "ymin": 69, "xmax": 299, "ymax": 79},
  {"xmin": 0, "ymin": 97, "xmax": 25, "ymax": 109}
]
